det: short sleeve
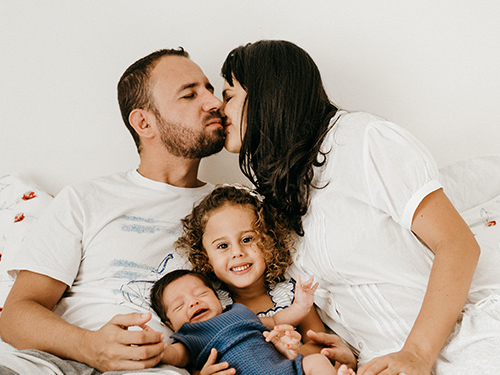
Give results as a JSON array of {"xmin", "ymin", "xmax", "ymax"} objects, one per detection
[
  {"xmin": 362, "ymin": 120, "xmax": 442, "ymax": 230},
  {"xmin": 8, "ymin": 186, "xmax": 84, "ymax": 286}
]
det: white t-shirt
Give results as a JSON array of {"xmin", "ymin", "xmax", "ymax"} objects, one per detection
[
  {"xmin": 290, "ymin": 111, "xmax": 500, "ymax": 366},
  {"xmin": 8, "ymin": 170, "xmax": 213, "ymax": 335}
]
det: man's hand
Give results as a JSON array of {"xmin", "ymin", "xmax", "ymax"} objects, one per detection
[
  {"xmin": 306, "ymin": 330, "xmax": 357, "ymax": 370},
  {"xmin": 81, "ymin": 312, "xmax": 166, "ymax": 372}
]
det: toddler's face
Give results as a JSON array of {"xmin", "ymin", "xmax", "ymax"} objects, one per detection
[
  {"xmin": 202, "ymin": 203, "xmax": 266, "ymax": 291},
  {"xmin": 163, "ymin": 274, "xmax": 223, "ymax": 331}
]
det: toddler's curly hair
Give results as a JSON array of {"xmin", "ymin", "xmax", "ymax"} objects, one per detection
[{"xmin": 175, "ymin": 185, "xmax": 294, "ymax": 285}]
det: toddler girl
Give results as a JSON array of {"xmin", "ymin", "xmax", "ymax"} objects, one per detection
[{"xmin": 174, "ymin": 184, "xmax": 356, "ymax": 366}]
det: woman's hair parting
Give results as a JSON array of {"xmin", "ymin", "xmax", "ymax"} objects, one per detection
[
  {"xmin": 150, "ymin": 269, "xmax": 216, "ymax": 326},
  {"xmin": 175, "ymin": 184, "xmax": 294, "ymax": 285},
  {"xmin": 221, "ymin": 40, "xmax": 338, "ymax": 236}
]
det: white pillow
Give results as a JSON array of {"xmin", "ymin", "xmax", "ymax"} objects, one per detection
[{"xmin": 0, "ymin": 174, "xmax": 53, "ymax": 310}]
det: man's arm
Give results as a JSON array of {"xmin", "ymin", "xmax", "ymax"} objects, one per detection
[{"xmin": 0, "ymin": 270, "xmax": 166, "ymax": 372}]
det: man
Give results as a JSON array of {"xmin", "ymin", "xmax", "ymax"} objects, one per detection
[{"xmin": 0, "ymin": 48, "xmax": 225, "ymax": 374}]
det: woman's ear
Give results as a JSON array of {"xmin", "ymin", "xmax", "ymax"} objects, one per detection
[{"xmin": 129, "ymin": 109, "xmax": 155, "ymax": 140}]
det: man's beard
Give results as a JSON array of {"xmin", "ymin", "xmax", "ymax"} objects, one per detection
[{"xmin": 156, "ymin": 112, "xmax": 225, "ymax": 159}]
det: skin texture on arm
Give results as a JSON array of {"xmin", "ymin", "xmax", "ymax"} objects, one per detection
[
  {"xmin": 306, "ymin": 330, "xmax": 358, "ymax": 371},
  {"xmin": 295, "ymin": 306, "xmax": 333, "ymax": 356},
  {"xmin": 159, "ymin": 342, "xmax": 190, "ymax": 368},
  {"xmin": 0, "ymin": 270, "xmax": 166, "ymax": 372},
  {"xmin": 358, "ymin": 189, "xmax": 480, "ymax": 375},
  {"xmin": 271, "ymin": 275, "xmax": 319, "ymax": 328}
]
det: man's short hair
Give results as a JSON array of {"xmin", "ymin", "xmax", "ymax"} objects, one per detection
[{"xmin": 117, "ymin": 48, "xmax": 189, "ymax": 153}]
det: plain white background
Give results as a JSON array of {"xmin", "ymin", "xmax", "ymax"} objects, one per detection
[{"xmin": 1, "ymin": 0, "xmax": 499, "ymax": 195}]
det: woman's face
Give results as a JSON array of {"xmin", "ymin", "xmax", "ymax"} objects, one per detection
[{"xmin": 221, "ymin": 78, "xmax": 247, "ymax": 153}]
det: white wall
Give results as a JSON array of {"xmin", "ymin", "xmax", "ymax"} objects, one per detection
[{"xmin": 1, "ymin": 0, "xmax": 499, "ymax": 195}]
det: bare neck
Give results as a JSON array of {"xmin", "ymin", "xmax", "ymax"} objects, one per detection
[{"xmin": 137, "ymin": 148, "xmax": 204, "ymax": 188}]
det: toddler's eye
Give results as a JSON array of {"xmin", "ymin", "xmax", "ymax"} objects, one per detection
[
  {"xmin": 217, "ymin": 243, "xmax": 228, "ymax": 250},
  {"xmin": 242, "ymin": 236, "xmax": 253, "ymax": 244}
]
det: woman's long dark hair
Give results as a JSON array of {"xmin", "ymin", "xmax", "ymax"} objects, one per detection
[{"xmin": 221, "ymin": 40, "xmax": 338, "ymax": 236}]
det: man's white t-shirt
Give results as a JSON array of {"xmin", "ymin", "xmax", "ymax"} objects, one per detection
[{"xmin": 8, "ymin": 170, "xmax": 213, "ymax": 335}]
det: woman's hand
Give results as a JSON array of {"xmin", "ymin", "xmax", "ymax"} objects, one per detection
[
  {"xmin": 195, "ymin": 348, "xmax": 235, "ymax": 375},
  {"xmin": 357, "ymin": 347, "xmax": 432, "ymax": 375},
  {"xmin": 263, "ymin": 324, "xmax": 301, "ymax": 359},
  {"xmin": 306, "ymin": 330, "xmax": 357, "ymax": 370}
]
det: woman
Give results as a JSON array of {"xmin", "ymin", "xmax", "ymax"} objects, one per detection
[{"xmin": 220, "ymin": 40, "xmax": 500, "ymax": 374}]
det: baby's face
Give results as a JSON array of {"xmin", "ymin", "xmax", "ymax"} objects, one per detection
[{"xmin": 163, "ymin": 274, "xmax": 223, "ymax": 331}]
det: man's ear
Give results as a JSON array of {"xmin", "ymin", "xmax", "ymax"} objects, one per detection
[{"xmin": 129, "ymin": 109, "xmax": 155, "ymax": 140}]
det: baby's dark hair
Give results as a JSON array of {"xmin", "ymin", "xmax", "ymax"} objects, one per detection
[
  {"xmin": 150, "ymin": 269, "xmax": 217, "ymax": 326},
  {"xmin": 175, "ymin": 184, "xmax": 294, "ymax": 285}
]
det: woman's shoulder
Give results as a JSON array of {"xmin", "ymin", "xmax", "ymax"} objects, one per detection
[
  {"xmin": 328, "ymin": 110, "xmax": 414, "ymax": 147},
  {"xmin": 333, "ymin": 111, "xmax": 395, "ymax": 133}
]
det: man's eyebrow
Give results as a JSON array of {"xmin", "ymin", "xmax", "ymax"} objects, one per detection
[
  {"xmin": 177, "ymin": 83, "xmax": 196, "ymax": 94},
  {"xmin": 177, "ymin": 82, "xmax": 214, "ymax": 95}
]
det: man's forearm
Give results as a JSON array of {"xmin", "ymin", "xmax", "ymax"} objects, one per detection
[{"xmin": 1, "ymin": 298, "xmax": 89, "ymax": 362}]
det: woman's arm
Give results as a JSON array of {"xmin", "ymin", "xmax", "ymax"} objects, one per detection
[
  {"xmin": 358, "ymin": 188, "xmax": 480, "ymax": 375},
  {"xmin": 297, "ymin": 306, "xmax": 358, "ymax": 372},
  {"xmin": 295, "ymin": 305, "xmax": 331, "ymax": 356}
]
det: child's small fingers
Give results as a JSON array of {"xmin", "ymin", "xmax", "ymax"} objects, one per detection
[
  {"xmin": 286, "ymin": 330, "xmax": 301, "ymax": 339},
  {"xmin": 264, "ymin": 330, "xmax": 279, "ymax": 342},
  {"xmin": 274, "ymin": 324, "xmax": 294, "ymax": 332}
]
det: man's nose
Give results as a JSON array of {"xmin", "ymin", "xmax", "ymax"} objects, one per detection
[{"xmin": 203, "ymin": 91, "xmax": 223, "ymax": 112}]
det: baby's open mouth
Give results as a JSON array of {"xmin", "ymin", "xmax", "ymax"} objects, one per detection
[{"xmin": 191, "ymin": 308, "xmax": 209, "ymax": 321}]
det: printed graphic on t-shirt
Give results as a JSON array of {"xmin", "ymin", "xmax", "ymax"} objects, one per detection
[
  {"xmin": 116, "ymin": 254, "xmax": 176, "ymax": 311},
  {"xmin": 119, "ymin": 215, "xmax": 179, "ymax": 235}
]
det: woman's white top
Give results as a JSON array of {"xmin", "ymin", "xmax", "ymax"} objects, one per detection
[{"xmin": 290, "ymin": 111, "xmax": 500, "ymax": 366}]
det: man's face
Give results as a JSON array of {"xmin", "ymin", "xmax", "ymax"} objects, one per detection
[{"xmin": 149, "ymin": 56, "xmax": 225, "ymax": 159}]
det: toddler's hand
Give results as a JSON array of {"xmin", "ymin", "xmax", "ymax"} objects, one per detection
[
  {"xmin": 263, "ymin": 324, "xmax": 301, "ymax": 360},
  {"xmin": 294, "ymin": 274, "xmax": 319, "ymax": 311}
]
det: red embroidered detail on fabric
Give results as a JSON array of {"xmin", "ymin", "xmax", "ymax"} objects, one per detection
[
  {"xmin": 486, "ymin": 221, "xmax": 496, "ymax": 227},
  {"xmin": 22, "ymin": 191, "xmax": 37, "ymax": 200},
  {"xmin": 14, "ymin": 213, "xmax": 25, "ymax": 222}
]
